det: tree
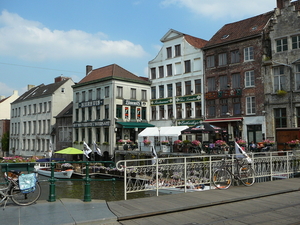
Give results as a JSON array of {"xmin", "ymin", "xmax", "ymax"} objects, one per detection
[{"xmin": 1, "ymin": 131, "xmax": 9, "ymax": 152}]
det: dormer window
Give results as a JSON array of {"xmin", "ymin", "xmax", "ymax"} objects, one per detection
[{"xmin": 221, "ymin": 34, "xmax": 229, "ymax": 39}]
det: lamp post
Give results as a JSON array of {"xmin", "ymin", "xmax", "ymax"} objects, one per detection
[{"xmin": 158, "ymin": 127, "xmax": 161, "ymax": 152}]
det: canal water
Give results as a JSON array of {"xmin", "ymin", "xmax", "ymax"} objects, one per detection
[{"xmin": 38, "ymin": 175, "xmax": 155, "ymax": 202}]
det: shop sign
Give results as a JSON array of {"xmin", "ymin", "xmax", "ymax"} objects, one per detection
[
  {"xmin": 123, "ymin": 99, "xmax": 141, "ymax": 106},
  {"xmin": 79, "ymin": 99, "xmax": 103, "ymax": 108},
  {"xmin": 73, "ymin": 120, "xmax": 110, "ymax": 127},
  {"xmin": 177, "ymin": 119, "xmax": 203, "ymax": 126},
  {"xmin": 151, "ymin": 97, "xmax": 173, "ymax": 106},
  {"xmin": 175, "ymin": 95, "xmax": 201, "ymax": 103}
]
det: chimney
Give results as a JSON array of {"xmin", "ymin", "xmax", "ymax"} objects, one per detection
[
  {"xmin": 54, "ymin": 76, "xmax": 70, "ymax": 83},
  {"xmin": 13, "ymin": 90, "xmax": 18, "ymax": 96},
  {"xmin": 277, "ymin": 0, "xmax": 290, "ymax": 9},
  {"xmin": 27, "ymin": 85, "xmax": 35, "ymax": 90},
  {"xmin": 86, "ymin": 65, "xmax": 93, "ymax": 75}
]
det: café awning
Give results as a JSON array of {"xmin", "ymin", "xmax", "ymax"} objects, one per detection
[{"xmin": 116, "ymin": 122, "xmax": 155, "ymax": 129}]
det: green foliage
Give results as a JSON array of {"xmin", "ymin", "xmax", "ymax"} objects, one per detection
[{"xmin": 1, "ymin": 131, "xmax": 9, "ymax": 151}]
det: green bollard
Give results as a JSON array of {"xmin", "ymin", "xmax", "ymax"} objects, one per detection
[
  {"xmin": 83, "ymin": 162, "xmax": 91, "ymax": 202},
  {"xmin": 48, "ymin": 162, "xmax": 56, "ymax": 202}
]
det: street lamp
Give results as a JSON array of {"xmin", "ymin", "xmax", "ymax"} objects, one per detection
[{"xmin": 158, "ymin": 127, "xmax": 161, "ymax": 152}]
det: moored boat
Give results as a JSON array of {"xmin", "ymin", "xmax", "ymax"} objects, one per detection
[{"xmin": 37, "ymin": 167, "xmax": 73, "ymax": 179}]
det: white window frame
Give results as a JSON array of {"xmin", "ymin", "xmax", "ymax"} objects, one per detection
[
  {"xmin": 244, "ymin": 46, "xmax": 254, "ymax": 61},
  {"xmin": 246, "ymin": 96, "xmax": 256, "ymax": 115},
  {"xmin": 245, "ymin": 70, "xmax": 255, "ymax": 87},
  {"xmin": 273, "ymin": 66, "xmax": 286, "ymax": 92},
  {"xmin": 295, "ymin": 64, "xmax": 300, "ymax": 90},
  {"xmin": 218, "ymin": 53, "xmax": 227, "ymax": 66}
]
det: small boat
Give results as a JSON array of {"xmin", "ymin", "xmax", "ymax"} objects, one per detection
[{"xmin": 37, "ymin": 167, "xmax": 73, "ymax": 179}]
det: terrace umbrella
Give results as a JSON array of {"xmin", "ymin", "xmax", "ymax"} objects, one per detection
[
  {"xmin": 55, "ymin": 147, "xmax": 83, "ymax": 155},
  {"xmin": 181, "ymin": 123, "xmax": 227, "ymax": 134}
]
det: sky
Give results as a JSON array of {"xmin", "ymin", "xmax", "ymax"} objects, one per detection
[{"xmin": 0, "ymin": 0, "xmax": 277, "ymax": 97}]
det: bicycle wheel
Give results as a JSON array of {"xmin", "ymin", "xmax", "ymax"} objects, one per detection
[
  {"xmin": 10, "ymin": 182, "xmax": 41, "ymax": 206},
  {"xmin": 239, "ymin": 165, "xmax": 255, "ymax": 186},
  {"xmin": 212, "ymin": 169, "xmax": 232, "ymax": 189}
]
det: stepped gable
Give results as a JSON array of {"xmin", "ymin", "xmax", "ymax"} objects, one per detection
[
  {"xmin": 13, "ymin": 79, "xmax": 69, "ymax": 103},
  {"xmin": 204, "ymin": 11, "xmax": 274, "ymax": 48},
  {"xmin": 78, "ymin": 64, "xmax": 148, "ymax": 84}
]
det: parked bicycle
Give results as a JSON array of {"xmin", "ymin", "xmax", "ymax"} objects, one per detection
[
  {"xmin": 0, "ymin": 170, "xmax": 41, "ymax": 209},
  {"xmin": 212, "ymin": 156, "xmax": 255, "ymax": 189}
]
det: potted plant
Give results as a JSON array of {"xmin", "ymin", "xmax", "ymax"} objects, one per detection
[
  {"xmin": 215, "ymin": 140, "xmax": 227, "ymax": 146},
  {"xmin": 1, "ymin": 156, "xmax": 38, "ymax": 172},
  {"xmin": 262, "ymin": 139, "xmax": 275, "ymax": 146},
  {"xmin": 174, "ymin": 140, "xmax": 183, "ymax": 145},
  {"xmin": 161, "ymin": 140, "xmax": 169, "ymax": 145},
  {"xmin": 277, "ymin": 90, "xmax": 287, "ymax": 96},
  {"xmin": 143, "ymin": 139, "xmax": 151, "ymax": 146},
  {"xmin": 237, "ymin": 139, "xmax": 247, "ymax": 146},
  {"xmin": 102, "ymin": 142, "xmax": 109, "ymax": 146},
  {"xmin": 191, "ymin": 140, "xmax": 201, "ymax": 146},
  {"xmin": 286, "ymin": 139, "xmax": 300, "ymax": 148}
]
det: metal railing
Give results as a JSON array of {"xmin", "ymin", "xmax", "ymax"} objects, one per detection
[
  {"xmin": 116, "ymin": 150, "xmax": 300, "ymax": 200},
  {"xmin": 1, "ymin": 161, "xmax": 116, "ymax": 202}
]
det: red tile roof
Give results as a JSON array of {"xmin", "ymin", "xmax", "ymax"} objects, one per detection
[
  {"xmin": 78, "ymin": 64, "xmax": 149, "ymax": 84},
  {"xmin": 204, "ymin": 11, "xmax": 274, "ymax": 48},
  {"xmin": 184, "ymin": 34, "xmax": 208, "ymax": 49}
]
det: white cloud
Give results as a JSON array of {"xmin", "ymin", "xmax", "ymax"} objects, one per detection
[
  {"xmin": 161, "ymin": 0, "xmax": 275, "ymax": 19},
  {"xmin": 0, "ymin": 82, "xmax": 17, "ymax": 97},
  {"xmin": 0, "ymin": 10, "xmax": 147, "ymax": 61}
]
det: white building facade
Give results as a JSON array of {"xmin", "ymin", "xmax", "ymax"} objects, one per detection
[
  {"xmin": 9, "ymin": 77, "xmax": 74, "ymax": 156},
  {"xmin": 72, "ymin": 64, "xmax": 153, "ymax": 158},
  {"xmin": 148, "ymin": 29, "xmax": 208, "ymax": 128}
]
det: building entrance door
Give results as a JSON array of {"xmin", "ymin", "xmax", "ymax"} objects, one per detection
[{"xmin": 247, "ymin": 125, "xmax": 262, "ymax": 144}]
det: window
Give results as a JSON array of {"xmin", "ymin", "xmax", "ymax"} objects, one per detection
[
  {"xmin": 23, "ymin": 106, "xmax": 27, "ymax": 115},
  {"xmin": 274, "ymin": 66, "xmax": 286, "ymax": 92},
  {"xmin": 105, "ymin": 86, "xmax": 109, "ymax": 98},
  {"xmin": 105, "ymin": 105, "xmax": 109, "ymax": 119},
  {"xmin": 117, "ymin": 86, "xmax": 123, "ymax": 98},
  {"xmin": 75, "ymin": 109, "xmax": 79, "ymax": 121},
  {"xmin": 244, "ymin": 46, "xmax": 254, "ymax": 61},
  {"xmin": 88, "ymin": 107, "xmax": 92, "ymax": 120},
  {"xmin": 48, "ymin": 101, "xmax": 51, "ymax": 112},
  {"xmin": 142, "ymin": 107, "xmax": 146, "ymax": 120},
  {"xmin": 82, "ymin": 91, "xmax": 86, "ymax": 101},
  {"xmin": 151, "ymin": 68, "xmax": 156, "ymax": 79},
  {"xmin": 218, "ymin": 53, "xmax": 227, "ymax": 66},
  {"xmin": 116, "ymin": 105, "xmax": 123, "ymax": 118},
  {"xmin": 141, "ymin": 90, "xmax": 147, "ymax": 100},
  {"xmin": 195, "ymin": 79, "xmax": 201, "ymax": 94},
  {"xmin": 232, "ymin": 73, "xmax": 241, "ymax": 89},
  {"xmin": 175, "ymin": 44, "xmax": 181, "ymax": 56},
  {"xmin": 185, "ymin": 81, "xmax": 191, "ymax": 95},
  {"xmin": 167, "ymin": 84, "xmax": 173, "ymax": 97},
  {"xmin": 159, "ymin": 66, "xmax": 164, "ymax": 78},
  {"xmin": 159, "ymin": 105, "xmax": 164, "ymax": 119},
  {"xmin": 166, "ymin": 47, "xmax": 172, "ymax": 58},
  {"xmin": 274, "ymin": 108, "xmax": 287, "ymax": 128},
  {"xmin": 276, "ymin": 38, "xmax": 288, "ymax": 52},
  {"xmin": 39, "ymin": 103, "xmax": 42, "ymax": 113},
  {"xmin": 176, "ymin": 82, "xmax": 182, "ymax": 96},
  {"xmin": 159, "ymin": 85, "xmax": 164, "ymax": 98},
  {"xmin": 219, "ymin": 75, "xmax": 228, "ymax": 90},
  {"xmin": 151, "ymin": 87, "xmax": 156, "ymax": 99},
  {"xmin": 195, "ymin": 102, "xmax": 201, "ymax": 117},
  {"xmin": 246, "ymin": 96, "xmax": 256, "ymax": 115},
  {"xmin": 233, "ymin": 98, "xmax": 241, "ymax": 115},
  {"xmin": 167, "ymin": 105, "xmax": 173, "ymax": 118},
  {"xmin": 167, "ymin": 64, "xmax": 172, "ymax": 76},
  {"xmin": 151, "ymin": 106, "xmax": 156, "ymax": 120},
  {"xmin": 185, "ymin": 103, "xmax": 192, "ymax": 118},
  {"xmin": 296, "ymin": 107, "xmax": 300, "ymax": 127},
  {"xmin": 131, "ymin": 88, "xmax": 136, "ymax": 99},
  {"xmin": 88, "ymin": 90, "xmax": 92, "ymax": 100},
  {"xmin": 81, "ymin": 108, "xmax": 85, "ymax": 121},
  {"xmin": 44, "ymin": 102, "xmax": 47, "ymax": 112},
  {"xmin": 296, "ymin": 64, "xmax": 300, "ymax": 90},
  {"xmin": 176, "ymin": 104, "xmax": 182, "ymax": 119},
  {"xmin": 184, "ymin": 60, "xmax": 191, "ymax": 73},
  {"xmin": 245, "ymin": 70, "xmax": 255, "ymax": 87},
  {"xmin": 175, "ymin": 62, "xmax": 181, "ymax": 75},
  {"xmin": 207, "ymin": 55, "xmax": 215, "ymax": 68},
  {"xmin": 76, "ymin": 93, "xmax": 79, "ymax": 102},
  {"xmin": 230, "ymin": 50, "xmax": 240, "ymax": 63},
  {"xmin": 207, "ymin": 77, "xmax": 216, "ymax": 91},
  {"xmin": 96, "ymin": 106, "xmax": 100, "ymax": 120},
  {"xmin": 130, "ymin": 106, "xmax": 136, "ymax": 119},
  {"xmin": 220, "ymin": 99, "xmax": 228, "ymax": 116},
  {"xmin": 207, "ymin": 100, "xmax": 215, "ymax": 117},
  {"xmin": 292, "ymin": 35, "xmax": 300, "ymax": 49},
  {"xmin": 96, "ymin": 88, "xmax": 101, "ymax": 99}
]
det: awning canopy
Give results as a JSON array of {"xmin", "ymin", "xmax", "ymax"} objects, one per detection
[
  {"xmin": 138, "ymin": 126, "xmax": 189, "ymax": 137},
  {"xmin": 116, "ymin": 122, "xmax": 155, "ymax": 129},
  {"xmin": 204, "ymin": 117, "xmax": 243, "ymax": 123}
]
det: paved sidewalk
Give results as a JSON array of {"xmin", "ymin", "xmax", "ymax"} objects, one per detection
[{"xmin": 0, "ymin": 178, "xmax": 299, "ymax": 225}]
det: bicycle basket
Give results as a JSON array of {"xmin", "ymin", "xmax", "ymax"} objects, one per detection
[{"xmin": 18, "ymin": 173, "xmax": 36, "ymax": 194}]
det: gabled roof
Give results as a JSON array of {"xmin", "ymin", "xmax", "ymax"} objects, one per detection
[
  {"xmin": 0, "ymin": 96, "xmax": 9, "ymax": 104},
  {"xmin": 55, "ymin": 102, "xmax": 73, "ymax": 118},
  {"xmin": 160, "ymin": 29, "xmax": 207, "ymax": 49},
  {"xmin": 77, "ymin": 64, "xmax": 150, "ymax": 85},
  {"xmin": 13, "ymin": 79, "xmax": 70, "ymax": 104},
  {"xmin": 204, "ymin": 11, "xmax": 274, "ymax": 49}
]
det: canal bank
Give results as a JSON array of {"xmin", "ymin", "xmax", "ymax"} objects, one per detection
[{"xmin": 1, "ymin": 178, "xmax": 299, "ymax": 225}]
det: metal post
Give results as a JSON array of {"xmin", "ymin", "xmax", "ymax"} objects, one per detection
[
  {"xmin": 83, "ymin": 162, "xmax": 91, "ymax": 202},
  {"xmin": 48, "ymin": 162, "xmax": 56, "ymax": 202}
]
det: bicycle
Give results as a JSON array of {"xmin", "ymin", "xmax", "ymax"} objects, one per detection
[
  {"xmin": 0, "ymin": 170, "xmax": 41, "ymax": 209},
  {"xmin": 212, "ymin": 156, "xmax": 255, "ymax": 189}
]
